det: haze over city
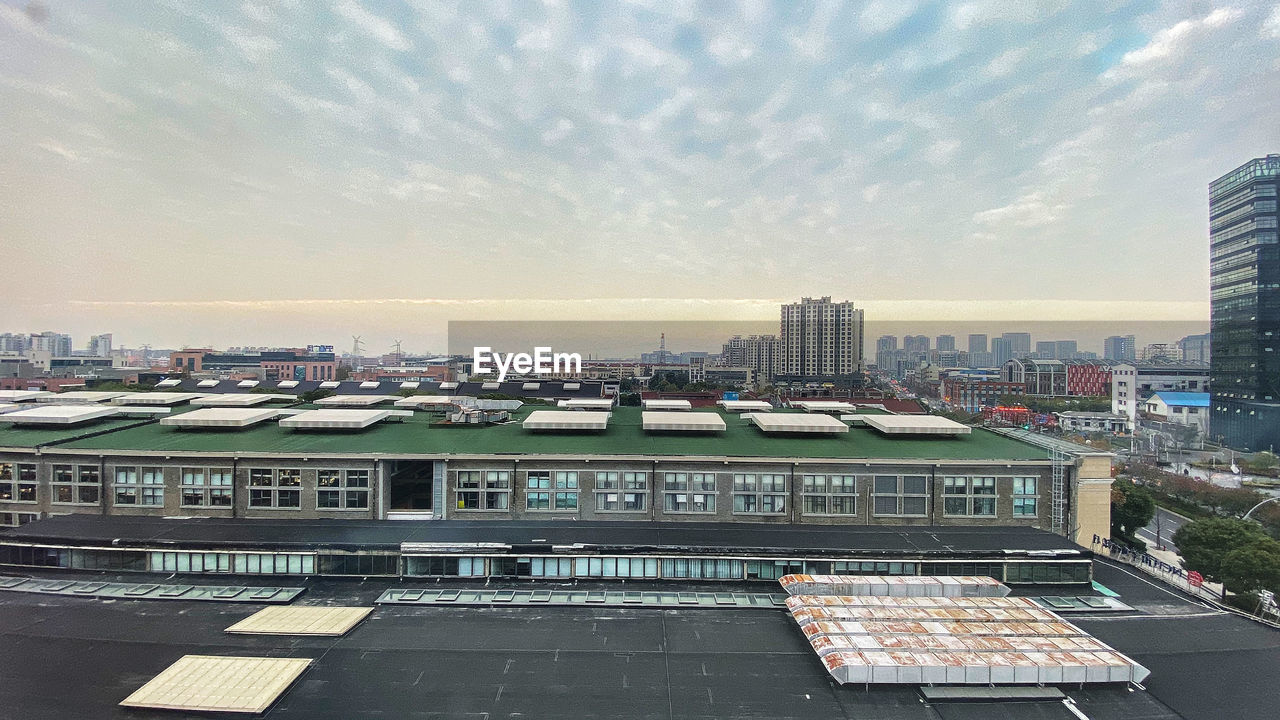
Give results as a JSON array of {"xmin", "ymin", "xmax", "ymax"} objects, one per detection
[{"xmin": 4, "ymin": 1, "xmax": 1279, "ymax": 348}]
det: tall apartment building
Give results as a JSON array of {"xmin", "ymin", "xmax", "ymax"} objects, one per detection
[
  {"xmin": 935, "ymin": 335, "xmax": 956, "ymax": 352},
  {"xmin": 875, "ymin": 335, "xmax": 897, "ymax": 353},
  {"xmin": 720, "ymin": 334, "xmax": 779, "ymax": 383},
  {"xmin": 777, "ymin": 297, "xmax": 864, "ymax": 383},
  {"xmin": 1179, "ymin": 333, "xmax": 1211, "ymax": 365},
  {"xmin": 992, "ymin": 337, "xmax": 1013, "ymax": 367},
  {"xmin": 903, "ymin": 335, "xmax": 930, "ymax": 354},
  {"xmin": 1210, "ymin": 154, "xmax": 1280, "ymax": 450},
  {"xmin": 88, "ymin": 333, "xmax": 113, "ymax": 357},
  {"xmin": 968, "ymin": 334, "xmax": 988, "ymax": 354},
  {"xmin": 1001, "ymin": 332, "xmax": 1032, "ymax": 358},
  {"xmin": 1103, "ymin": 335, "xmax": 1136, "ymax": 362},
  {"xmin": 27, "ymin": 332, "xmax": 72, "ymax": 357}
]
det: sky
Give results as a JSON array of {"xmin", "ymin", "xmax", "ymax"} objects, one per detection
[{"xmin": 1, "ymin": 0, "xmax": 1278, "ymax": 351}]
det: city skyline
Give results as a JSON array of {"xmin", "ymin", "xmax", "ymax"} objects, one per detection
[{"xmin": 3, "ymin": 2, "xmax": 1279, "ymax": 341}]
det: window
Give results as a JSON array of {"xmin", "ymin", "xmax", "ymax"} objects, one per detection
[
  {"xmin": 663, "ymin": 472, "xmax": 716, "ymax": 513},
  {"xmin": 732, "ymin": 473, "xmax": 786, "ymax": 515},
  {"xmin": 52, "ymin": 465, "xmax": 99, "ymax": 505},
  {"xmin": 802, "ymin": 474, "xmax": 857, "ymax": 515},
  {"xmin": 526, "ymin": 471, "xmax": 551, "ymax": 510},
  {"xmin": 1013, "ymin": 477, "xmax": 1038, "ymax": 517},
  {"xmin": 457, "ymin": 470, "xmax": 510, "ymax": 510},
  {"xmin": 943, "ymin": 476, "xmax": 997, "ymax": 517},
  {"xmin": 0, "ymin": 463, "xmax": 32, "ymax": 503},
  {"xmin": 114, "ymin": 466, "xmax": 164, "ymax": 506},
  {"xmin": 15, "ymin": 464, "xmax": 37, "ymax": 502},
  {"xmin": 318, "ymin": 469, "xmax": 371, "ymax": 510},
  {"xmin": 248, "ymin": 468, "xmax": 301, "ymax": 509},
  {"xmin": 872, "ymin": 475, "xmax": 929, "ymax": 516},
  {"xmin": 182, "ymin": 467, "xmax": 233, "ymax": 507},
  {"xmin": 596, "ymin": 471, "xmax": 647, "ymax": 512}
]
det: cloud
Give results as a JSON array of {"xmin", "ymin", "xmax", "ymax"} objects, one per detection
[
  {"xmin": 333, "ymin": 0, "xmax": 410, "ymax": 52},
  {"xmin": 973, "ymin": 192, "xmax": 1067, "ymax": 228},
  {"xmin": 1119, "ymin": 7, "xmax": 1243, "ymax": 68}
]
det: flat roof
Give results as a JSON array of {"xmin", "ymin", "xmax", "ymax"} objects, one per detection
[
  {"xmin": 719, "ymin": 400, "xmax": 773, "ymax": 412},
  {"xmin": 190, "ymin": 393, "xmax": 276, "ymax": 407},
  {"xmin": 159, "ymin": 408, "xmax": 281, "ymax": 428},
  {"xmin": 237, "ymin": 379, "xmax": 260, "ymax": 388},
  {"xmin": 0, "ymin": 390, "xmax": 52, "ymax": 402},
  {"xmin": 644, "ymin": 399, "xmax": 692, "ymax": 410},
  {"xmin": 277, "ymin": 380, "xmax": 299, "ymax": 388},
  {"xmin": 43, "ymin": 407, "xmax": 1050, "ymax": 461},
  {"xmin": 279, "ymin": 409, "xmax": 392, "ymax": 430},
  {"xmin": 1, "ymin": 515, "xmax": 1085, "ymax": 555},
  {"xmin": 37, "ymin": 391, "xmax": 131, "ymax": 404},
  {"xmin": 0, "ymin": 403, "xmax": 17, "ymax": 415},
  {"xmin": 196, "ymin": 379, "xmax": 220, "ymax": 388},
  {"xmin": 153, "ymin": 378, "xmax": 182, "ymax": 388},
  {"xmin": 749, "ymin": 412, "xmax": 849, "ymax": 434},
  {"xmin": 0, "ymin": 405, "xmax": 119, "ymax": 426},
  {"xmin": 111, "ymin": 392, "xmax": 201, "ymax": 406},
  {"xmin": 558, "ymin": 398, "xmax": 615, "ymax": 409},
  {"xmin": 793, "ymin": 400, "xmax": 857, "ymax": 413},
  {"xmin": 314, "ymin": 395, "xmax": 396, "ymax": 407},
  {"xmin": 863, "ymin": 415, "xmax": 972, "ymax": 436},
  {"xmin": 523, "ymin": 410, "xmax": 610, "ymax": 431},
  {"xmin": 642, "ymin": 411, "xmax": 726, "ymax": 432},
  {"xmin": 394, "ymin": 395, "xmax": 458, "ymax": 408}
]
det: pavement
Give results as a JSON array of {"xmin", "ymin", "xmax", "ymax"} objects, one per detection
[{"xmin": 1137, "ymin": 506, "xmax": 1191, "ymax": 554}]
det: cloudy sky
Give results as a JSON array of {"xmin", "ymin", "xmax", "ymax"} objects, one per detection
[{"xmin": 2, "ymin": 1, "xmax": 1277, "ymax": 350}]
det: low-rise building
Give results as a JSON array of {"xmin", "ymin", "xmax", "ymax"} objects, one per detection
[
  {"xmin": 1111, "ymin": 364, "xmax": 1210, "ymax": 421},
  {"xmin": 1143, "ymin": 392, "xmax": 1210, "ymax": 434},
  {"xmin": 1056, "ymin": 411, "xmax": 1132, "ymax": 435}
]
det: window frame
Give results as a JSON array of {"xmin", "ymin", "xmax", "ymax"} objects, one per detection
[
  {"xmin": 800, "ymin": 474, "xmax": 858, "ymax": 517},
  {"xmin": 51, "ymin": 464, "xmax": 100, "ymax": 506},
  {"xmin": 871, "ymin": 474, "xmax": 930, "ymax": 517},
  {"xmin": 943, "ymin": 476, "xmax": 998, "ymax": 517},
  {"xmin": 1013, "ymin": 476, "xmax": 1039, "ymax": 517},
  {"xmin": 317, "ymin": 468, "xmax": 372, "ymax": 511},
  {"xmin": 731, "ymin": 473, "xmax": 787, "ymax": 516},
  {"xmin": 246, "ymin": 468, "xmax": 302, "ymax": 509},
  {"xmin": 662, "ymin": 472, "xmax": 717, "ymax": 514}
]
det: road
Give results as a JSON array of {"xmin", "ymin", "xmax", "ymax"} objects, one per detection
[{"xmin": 1137, "ymin": 506, "xmax": 1191, "ymax": 553}]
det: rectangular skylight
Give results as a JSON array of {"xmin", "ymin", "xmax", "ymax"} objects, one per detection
[
  {"xmin": 191, "ymin": 393, "xmax": 275, "ymax": 407},
  {"xmin": 522, "ymin": 382, "xmax": 540, "ymax": 390},
  {"xmin": 154, "ymin": 379, "xmax": 182, "ymax": 388},
  {"xmin": 318, "ymin": 381, "xmax": 341, "ymax": 389},
  {"xmin": 119, "ymin": 655, "xmax": 312, "ymax": 714},
  {"xmin": 557, "ymin": 398, "xmax": 614, "ymax": 410},
  {"xmin": 642, "ymin": 411, "xmax": 726, "ymax": 432},
  {"xmin": 643, "ymin": 399, "xmax": 692, "ymax": 411},
  {"xmin": 38, "ymin": 391, "xmax": 130, "ymax": 404},
  {"xmin": 438, "ymin": 382, "xmax": 458, "ymax": 390},
  {"xmin": 276, "ymin": 380, "xmax": 299, "ymax": 389},
  {"xmin": 792, "ymin": 400, "xmax": 857, "ymax": 413},
  {"xmin": 360, "ymin": 381, "xmax": 380, "ymax": 389},
  {"xmin": 111, "ymin": 392, "xmax": 202, "ymax": 406},
  {"xmin": 197, "ymin": 379, "xmax": 220, "ymax": 388},
  {"xmin": 225, "ymin": 606, "xmax": 373, "ymax": 636},
  {"xmin": 393, "ymin": 395, "xmax": 456, "ymax": 408},
  {"xmin": 0, "ymin": 390, "xmax": 53, "ymax": 402},
  {"xmin": 748, "ymin": 412, "xmax": 849, "ymax": 434},
  {"xmin": 0, "ymin": 405, "xmax": 120, "ymax": 425},
  {"xmin": 400, "ymin": 381, "xmax": 421, "ymax": 390},
  {"xmin": 237, "ymin": 379, "xmax": 260, "ymax": 388},
  {"xmin": 314, "ymin": 395, "xmax": 395, "ymax": 407},
  {"xmin": 718, "ymin": 399, "xmax": 773, "ymax": 412},
  {"xmin": 863, "ymin": 415, "xmax": 972, "ymax": 435},
  {"xmin": 160, "ymin": 408, "xmax": 280, "ymax": 428},
  {"xmin": 481, "ymin": 382, "xmax": 500, "ymax": 390},
  {"xmin": 279, "ymin": 409, "xmax": 392, "ymax": 429},
  {"xmin": 522, "ymin": 410, "xmax": 610, "ymax": 431}
]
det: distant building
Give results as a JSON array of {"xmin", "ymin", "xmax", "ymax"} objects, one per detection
[
  {"xmin": 720, "ymin": 335, "xmax": 779, "ymax": 383},
  {"xmin": 875, "ymin": 335, "xmax": 897, "ymax": 353},
  {"xmin": 1144, "ymin": 392, "xmax": 1210, "ymax": 435},
  {"xmin": 935, "ymin": 335, "xmax": 956, "ymax": 352},
  {"xmin": 1140, "ymin": 343, "xmax": 1179, "ymax": 363},
  {"xmin": 1103, "ymin": 335, "xmax": 1136, "ymax": 362},
  {"xmin": 942, "ymin": 376, "xmax": 1025, "ymax": 412},
  {"xmin": 777, "ymin": 297, "xmax": 864, "ymax": 384},
  {"xmin": 1064, "ymin": 361, "xmax": 1114, "ymax": 397},
  {"xmin": 1002, "ymin": 359, "xmax": 1068, "ymax": 396},
  {"xmin": 88, "ymin": 333, "xmax": 113, "ymax": 357},
  {"xmin": 1034, "ymin": 341, "xmax": 1057, "ymax": 359},
  {"xmin": 966, "ymin": 351, "xmax": 994, "ymax": 369},
  {"xmin": 1001, "ymin": 332, "xmax": 1032, "ymax": 357},
  {"xmin": 169, "ymin": 348, "xmax": 338, "ymax": 382},
  {"xmin": 1056, "ymin": 411, "xmax": 1131, "ymax": 435},
  {"xmin": 1055, "ymin": 341, "xmax": 1077, "ymax": 359},
  {"xmin": 991, "ymin": 337, "xmax": 1013, "ymax": 367},
  {"xmin": 968, "ymin": 334, "xmax": 988, "ymax": 354},
  {"xmin": 1111, "ymin": 363, "xmax": 1210, "ymax": 421},
  {"xmin": 1178, "ymin": 333, "xmax": 1210, "ymax": 365},
  {"xmin": 28, "ymin": 332, "xmax": 72, "ymax": 357},
  {"xmin": 903, "ymin": 335, "xmax": 930, "ymax": 354}
]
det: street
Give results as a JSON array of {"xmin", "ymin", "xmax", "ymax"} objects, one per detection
[{"xmin": 1138, "ymin": 506, "xmax": 1191, "ymax": 553}]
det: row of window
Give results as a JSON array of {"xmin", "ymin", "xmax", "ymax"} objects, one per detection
[
  {"xmin": 0, "ymin": 464, "xmax": 368, "ymax": 511},
  {"xmin": 451, "ymin": 472, "xmax": 1039, "ymax": 518}
]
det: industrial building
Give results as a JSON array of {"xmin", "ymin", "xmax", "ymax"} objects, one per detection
[{"xmin": 0, "ymin": 385, "xmax": 1112, "ymax": 584}]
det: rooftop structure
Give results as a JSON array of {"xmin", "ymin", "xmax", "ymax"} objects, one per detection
[
  {"xmin": 110, "ymin": 392, "xmax": 201, "ymax": 406},
  {"xmin": 748, "ymin": 412, "xmax": 849, "ymax": 435},
  {"xmin": 159, "ymin": 408, "xmax": 282, "ymax": 429},
  {"xmin": 0, "ymin": 390, "xmax": 52, "ymax": 402},
  {"xmin": 0, "ymin": 405, "xmax": 120, "ymax": 426},
  {"xmin": 862, "ymin": 415, "xmax": 972, "ymax": 436},
  {"xmin": 313, "ymin": 395, "xmax": 396, "ymax": 407},
  {"xmin": 190, "ymin": 393, "xmax": 281, "ymax": 407},
  {"xmin": 523, "ymin": 410, "xmax": 610, "ymax": 431},
  {"xmin": 642, "ymin": 399, "xmax": 692, "ymax": 411},
  {"xmin": 558, "ymin": 398, "xmax": 615, "ymax": 410},
  {"xmin": 791, "ymin": 400, "xmax": 858, "ymax": 413},
  {"xmin": 718, "ymin": 399, "xmax": 773, "ymax": 412},
  {"xmin": 35, "ymin": 391, "xmax": 130, "ymax": 404},
  {"xmin": 278, "ymin": 409, "xmax": 393, "ymax": 430},
  {"xmin": 641, "ymin": 411, "xmax": 726, "ymax": 433}
]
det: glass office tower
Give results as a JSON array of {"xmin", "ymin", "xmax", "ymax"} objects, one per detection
[{"xmin": 1210, "ymin": 154, "xmax": 1280, "ymax": 451}]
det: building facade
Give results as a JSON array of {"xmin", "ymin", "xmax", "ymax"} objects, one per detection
[
  {"xmin": 1210, "ymin": 157, "xmax": 1280, "ymax": 450},
  {"xmin": 1104, "ymin": 336, "xmax": 1136, "ymax": 362},
  {"xmin": 1111, "ymin": 363, "xmax": 1211, "ymax": 421},
  {"xmin": 777, "ymin": 297, "xmax": 864, "ymax": 383}
]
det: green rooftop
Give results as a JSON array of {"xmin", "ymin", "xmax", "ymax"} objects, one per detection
[
  {"xmin": 33, "ymin": 406, "xmax": 1048, "ymax": 461},
  {"xmin": 0, "ymin": 417, "xmax": 158, "ymax": 451}
]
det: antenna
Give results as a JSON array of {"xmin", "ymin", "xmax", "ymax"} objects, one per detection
[{"xmin": 351, "ymin": 335, "xmax": 364, "ymax": 356}]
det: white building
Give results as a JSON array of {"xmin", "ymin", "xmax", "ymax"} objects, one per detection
[
  {"xmin": 1111, "ymin": 364, "xmax": 1210, "ymax": 421},
  {"xmin": 1143, "ymin": 392, "xmax": 1210, "ymax": 434},
  {"xmin": 1056, "ymin": 411, "xmax": 1132, "ymax": 435}
]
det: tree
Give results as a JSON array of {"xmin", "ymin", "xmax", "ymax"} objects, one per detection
[
  {"xmin": 1219, "ymin": 538, "xmax": 1280, "ymax": 596},
  {"xmin": 1110, "ymin": 479, "xmax": 1155, "ymax": 547},
  {"xmin": 299, "ymin": 389, "xmax": 334, "ymax": 403},
  {"xmin": 335, "ymin": 365, "xmax": 352, "ymax": 381},
  {"xmin": 1173, "ymin": 517, "xmax": 1269, "ymax": 582}
]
